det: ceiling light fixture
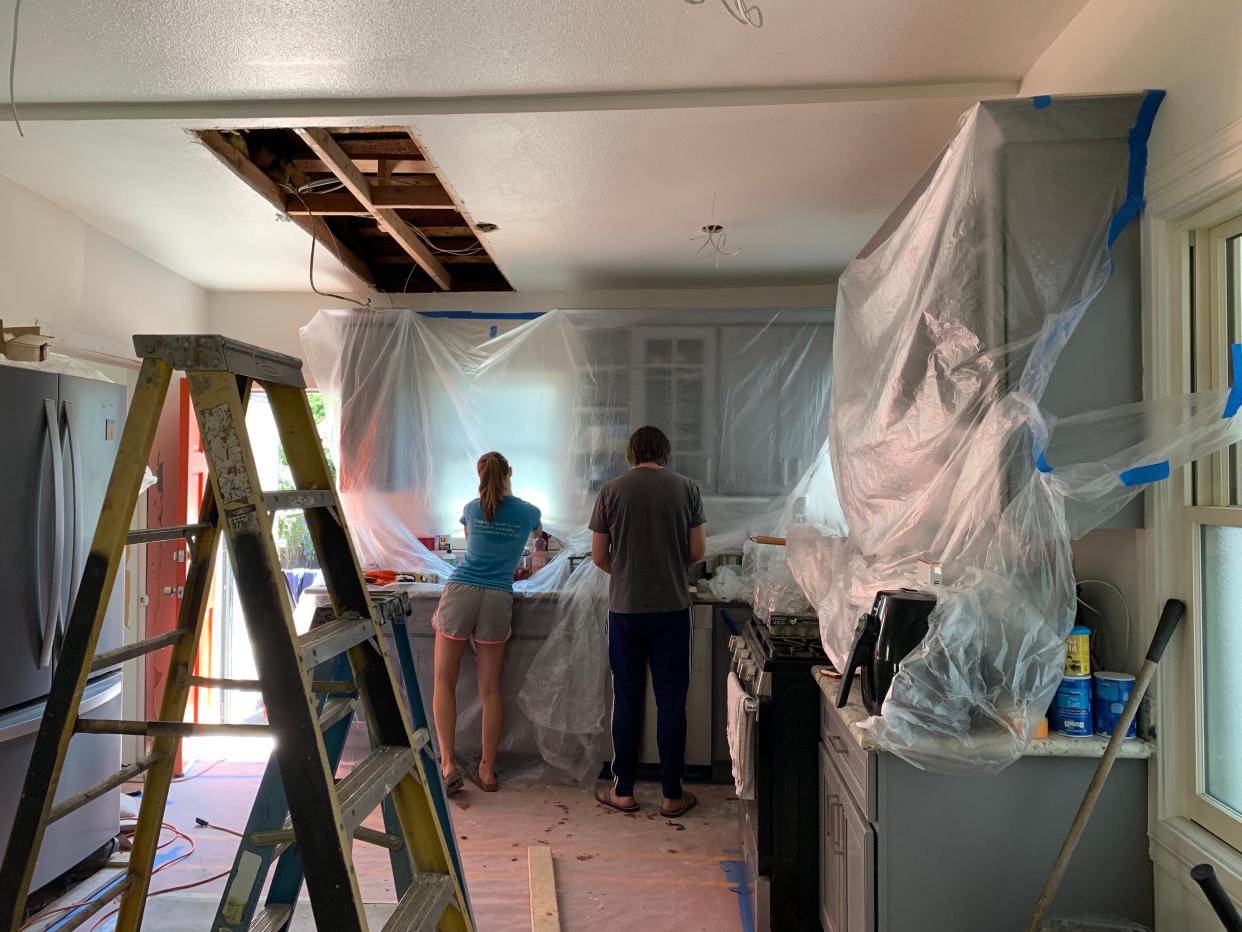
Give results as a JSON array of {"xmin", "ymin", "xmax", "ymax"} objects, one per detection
[
  {"xmin": 692, "ymin": 194, "xmax": 742, "ymax": 266},
  {"xmin": 684, "ymin": 0, "xmax": 763, "ymax": 28}
]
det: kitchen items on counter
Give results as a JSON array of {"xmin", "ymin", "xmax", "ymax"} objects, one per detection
[
  {"xmin": 1065, "ymin": 626, "xmax": 1092, "ymax": 677},
  {"xmin": 837, "ymin": 590, "xmax": 937, "ymax": 715},
  {"xmin": 744, "ymin": 537, "xmax": 812, "ymax": 621},
  {"xmin": 1093, "ymin": 673, "xmax": 1137, "ymax": 739},
  {"xmin": 1050, "ymin": 676, "xmax": 1093, "ymax": 738}
]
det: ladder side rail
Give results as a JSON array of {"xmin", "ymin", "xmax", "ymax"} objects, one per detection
[
  {"xmin": 0, "ymin": 358, "xmax": 173, "ymax": 931},
  {"xmin": 114, "ymin": 375, "xmax": 248, "ymax": 931}
]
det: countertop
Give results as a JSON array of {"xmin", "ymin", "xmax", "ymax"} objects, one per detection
[{"xmin": 812, "ymin": 666, "xmax": 1155, "ymax": 761}]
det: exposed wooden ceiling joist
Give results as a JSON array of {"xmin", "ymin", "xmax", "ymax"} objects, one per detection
[
  {"xmin": 283, "ymin": 184, "xmax": 456, "ymax": 215},
  {"xmin": 194, "ymin": 129, "xmax": 375, "ymax": 289},
  {"xmin": 293, "ymin": 158, "xmax": 434, "ymax": 174},
  {"xmin": 295, "ymin": 127, "xmax": 453, "ymax": 291}
]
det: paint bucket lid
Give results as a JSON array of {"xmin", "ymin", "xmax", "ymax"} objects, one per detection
[
  {"xmin": 1094, "ymin": 671, "xmax": 1135, "ymax": 682},
  {"xmin": 1069, "ymin": 626, "xmax": 1091, "ymax": 636}
]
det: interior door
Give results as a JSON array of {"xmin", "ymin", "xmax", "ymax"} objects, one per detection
[{"xmin": 0, "ymin": 366, "xmax": 59, "ymax": 710}]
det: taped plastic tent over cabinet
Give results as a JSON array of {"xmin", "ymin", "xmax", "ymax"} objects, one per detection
[
  {"xmin": 789, "ymin": 91, "xmax": 1242, "ymax": 773},
  {"xmin": 302, "ymin": 306, "xmax": 843, "ymax": 780}
]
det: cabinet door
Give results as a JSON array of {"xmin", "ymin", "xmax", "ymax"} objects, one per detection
[
  {"xmin": 820, "ymin": 743, "xmax": 845, "ymax": 932},
  {"xmin": 840, "ymin": 786, "xmax": 875, "ymax": 932}
]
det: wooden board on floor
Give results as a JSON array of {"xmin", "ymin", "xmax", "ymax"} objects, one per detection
[{"xmin": 527, "ymin": 846, "xmax": 561, "ymax": 932}]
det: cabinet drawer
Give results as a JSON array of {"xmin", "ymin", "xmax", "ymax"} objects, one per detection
[{"xmin": 821, "ymin": 699, "xmax": 873, "ymax": 818}]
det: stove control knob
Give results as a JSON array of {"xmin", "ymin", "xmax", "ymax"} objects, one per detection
[
  {"xmin": 728, "ymin": 635, "xmax": 744, "ymax": 652},
  {"xmin": 741, "ymin": 659, "xmax": 758, "ymax": 679}
]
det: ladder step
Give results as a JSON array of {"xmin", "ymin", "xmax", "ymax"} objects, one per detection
[
  {"xmin": 382, "ymin": 872, "xmax": 457, "ymax": 932},
  {"xmin": 297, "ymin": 616, "xmax": 375, "ymax": 669},
  {"xmin": 318, "ymin": 696, "xmax": 356, "ymax": 732},
  {"xmin": 75, "ymin": 720, "xmax": 273, "ymax": 739},
  {"xmin": 337, "ymin": 747, "xmax": 416, "ymax": 836},
  {"xmin": 90, "ymin": 629, "xmax": 186, "ymax": 673},
  {"xmin": 249, "ymin": 823, "xmax": 404, "ymax": 852},
  {"xmin": 48, "ymin": 753, "xmax": 162, "ymax": 824},
  {"xmin": 185, "ymin": 675, "xmax": 262, "ymax": 691},
  {"xmin": 248, "ymin": 904, "xmax": 293, "ymax": 932},
  {"xmin": 262, "ymin": 489, "xmax": 337, "ymax": 512},
  {"xmin": 126, "ymin": 522, "xmax": 212, "ymax": 545}
]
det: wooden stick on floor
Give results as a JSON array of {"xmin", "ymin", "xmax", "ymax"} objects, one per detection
[{"xmin": 528, "ymin": 846, "xmax": 562, "ymax": 932}]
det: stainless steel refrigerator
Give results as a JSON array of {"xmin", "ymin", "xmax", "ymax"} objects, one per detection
[{"xmin": 0, "ymin": 363, "xmax": 125, "ymax": 892}]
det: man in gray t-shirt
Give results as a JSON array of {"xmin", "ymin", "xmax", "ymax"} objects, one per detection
[{"xmin": 589, "ymin": 426, "xmax": 706, "ymax": 817}]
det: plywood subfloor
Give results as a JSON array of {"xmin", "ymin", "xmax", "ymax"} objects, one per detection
[{"xmin": 39, "ymin": 763, "xmax": 744, "ymax": 931}]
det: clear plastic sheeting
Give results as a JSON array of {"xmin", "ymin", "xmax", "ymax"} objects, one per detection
[
  {"xmin": 302, "ymin": 306, "xmax": 841, "ymax": 780},
  {"xmin": 792, "ymin": 91, "xmax": 1242, "ymax": 773},
  {"xmin": 743, "ymin": 538, "xmax": 811, "ymax": 620}
]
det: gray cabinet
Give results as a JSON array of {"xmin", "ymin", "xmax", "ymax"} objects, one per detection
[{"xmin": 818, "ymin": 691, "xmax": 1153, "ymax": 931}]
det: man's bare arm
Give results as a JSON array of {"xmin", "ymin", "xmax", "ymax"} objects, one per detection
[
  {"xmin": 592, "ymin": 530, "xmax": 613, "ymax": 574},
  {"xmin": 688, "ymin": 524, "xmax": 706, "ymax": 563}
]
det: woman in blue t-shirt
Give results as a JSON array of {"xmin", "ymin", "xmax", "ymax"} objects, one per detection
[{"xmin": 431, "ymin": 451, "xmax": 542, "ymax": 795}]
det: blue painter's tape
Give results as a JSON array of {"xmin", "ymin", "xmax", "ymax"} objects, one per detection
[
  {"xmin": 1120, "ymin": 460, "xmax": 1170, "ymax": 487},
  {"xmin": 1107, "ymin": 89, "xmax": 1166, "ymax": 247},
  {"xmin": 1032, "ymin": 95, "xmax": 1052, "ymax": 109},
  {"xmin": 489, "ymin": 325, "xmax": 498, "ymax": 339},
  {"xmin": 720, "ymin": 859, "xmax": 756, "ymax": 932},
  {"xmin": 1225, "ymin": 342, "xmax": 1242, "ymax": 418},
  {"xmin": 1036, "ymin": 450, "xmax": 1053, "ymax": 473},
  {"xmin": 418, "ymin": 310, "xmax": 544, "ymax": 320}
]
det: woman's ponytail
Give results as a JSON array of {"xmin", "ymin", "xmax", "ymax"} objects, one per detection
[{"xmin": 477, "ymin": 451, "xmax": 510, "ymax": 522}]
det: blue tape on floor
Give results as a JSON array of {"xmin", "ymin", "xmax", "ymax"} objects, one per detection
[
  {"xmin": 1224, "ymin": 343, "xmax": 1242, "ymax": 418},
  {"xmin": 719, "ymin": 859, "xmax": 756, "ymax": 932},
  {"xmin": 1032, "ymin": 95, "xmax": 1052, "ymax": 109},
  {"xmin": 47, "ymin": 842, "xmax": 187, "ymax": 931},
  {"xmin": 1107, "ymin": 89, "xmax": 1166, "ymax": 247},
  {"xmin": 1120, "ymin": 460, "xmax": 1170, "ymax": 487}
]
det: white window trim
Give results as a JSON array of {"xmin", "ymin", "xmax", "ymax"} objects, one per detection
[{"xmin": 1143, "ymin": 112, "xmax": 1242, "ymax": 908}]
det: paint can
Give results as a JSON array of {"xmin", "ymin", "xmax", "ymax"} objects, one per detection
[
  {"xmin": 1093, "ymin": 672, "xmax": 1137, "ymax": 738},
  {"xmin": 1064, "ymin": 625, "xmax": 1092, "ymax": 677},
  {"xmin": 1050, "ymin": 675, "xmax": 1093, "ymax": 737}
]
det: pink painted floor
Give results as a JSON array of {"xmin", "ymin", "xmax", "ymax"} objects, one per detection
[{"xmin": 68, "ymin": 762, "xmax": 745, "ymax": 931}]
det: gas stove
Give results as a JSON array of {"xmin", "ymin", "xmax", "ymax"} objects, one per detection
[{"xmin": 728, "ymin": 616, "xmax": 831, "ymax": 931}]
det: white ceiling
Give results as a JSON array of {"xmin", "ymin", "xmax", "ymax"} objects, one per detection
[
  {"xmin": 410, "ymin": 99, "xmax": 978, "ymax": 290},
  {"xmin": 0, "ymin": 0, "xmax": 1090, "ymax": 292},
  {"xmin": 12, "ymin": 0, "xmax": 1085, "ymax": 101}
]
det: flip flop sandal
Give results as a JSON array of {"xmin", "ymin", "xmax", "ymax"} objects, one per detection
[
  {"xmin": 470, "ymin": 770, "xmax": 499, "ymax": 793},
  {"xmin": 443, "ymin": 770, "xmax": 465, "ymax": 796},
  {"xmin": 662, "ymin": 791, "xmax": 698, "ymax": 819},
  {"xmin": 594, "ymin": 787, "xmax": 640, "ymax": 813}
]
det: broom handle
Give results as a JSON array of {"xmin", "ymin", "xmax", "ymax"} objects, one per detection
[{"xmin": 1024, "ymin": 599, "xmax": 1185, "ymax": 932}]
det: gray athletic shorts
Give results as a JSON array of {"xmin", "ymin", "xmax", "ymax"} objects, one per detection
[{"xmin": 433, "ymin": 582, "xmax": 514, "ymax": 644}]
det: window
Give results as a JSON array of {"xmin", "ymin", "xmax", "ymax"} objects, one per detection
[{"xmin": 1187, "ymin": 212, "xmax": 1242, "ymax": 845}]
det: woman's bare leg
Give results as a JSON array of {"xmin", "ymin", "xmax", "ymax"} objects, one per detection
[
  {"xmin": 433, "ymin": 633, "xmax": 470, "ymax": 778},
  {"xmin": 474, "ymin": 641, "xmax": 507, "ymax": 784}
]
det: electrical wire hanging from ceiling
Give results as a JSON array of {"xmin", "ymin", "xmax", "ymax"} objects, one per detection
[
  {"xmin": 8, "ymin": 0, "xmax": 23, "ymax": 136},
  {"xmin": 691, "ymin": 193, "xmax": 741, "ymax": 266},
  {"xmin": 684, "ymin": 0, "xmax": 763, "ymax": 28},
  {"xmin": 284, "ymin": 187, "xmax": 372, "ymax": 308}
]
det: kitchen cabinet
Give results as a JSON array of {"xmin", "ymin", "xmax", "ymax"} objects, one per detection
[
  {"xmin": 820, "ymin": 742, "xmax": 874, "ymax": 932},
  {"xmin": 640, "ymin": 603, "xmax": 713, "ymax": 766},
  {"xmin": 817, "ymin": 681, "xmax": 1153, "ymax": 931}
]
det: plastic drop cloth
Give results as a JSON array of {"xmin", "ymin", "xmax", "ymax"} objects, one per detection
[
  {"xmin": 301, "ymin": 306, "xmax": 843, "ymax": 780},
  {"xmin": 788, "ymin": 91, "xmax": 1242, "ymax": 774}
]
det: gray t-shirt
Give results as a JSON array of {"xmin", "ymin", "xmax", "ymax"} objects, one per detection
[{"xmin": 588, "ymin": 467, "xmax": 706, "ymax": 614}]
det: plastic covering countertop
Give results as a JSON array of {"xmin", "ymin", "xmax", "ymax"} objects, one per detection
[
  {"xmin": 788, "ymin": 91, "xmax": 1242, "ymax": 774},
  {"xmin": 301, "ymin": 306, "xmax": 844, "ymax": 781}
]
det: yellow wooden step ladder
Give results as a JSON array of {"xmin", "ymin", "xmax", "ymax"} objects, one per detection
[{"xmin": 0, "ymin": 334, "xmax": 473, "ymax": 932}]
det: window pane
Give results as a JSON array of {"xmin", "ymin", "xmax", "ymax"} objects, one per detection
[{"xmin": 1202, "ymin": 523, "xmax": 1242, "ymax": 814}]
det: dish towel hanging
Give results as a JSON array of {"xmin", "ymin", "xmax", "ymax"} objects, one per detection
[{"xmin": 727, "ymin": 672, "xmax": 756, "ymax": 800}]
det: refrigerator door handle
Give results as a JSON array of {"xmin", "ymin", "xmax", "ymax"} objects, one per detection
[
  {"xmin": 38, "ymin": 399, "xmax": 66, "ymax": 670},
  {"xmin": 64, "ymin": 400, "xmax": 84, "ymax": 611}
]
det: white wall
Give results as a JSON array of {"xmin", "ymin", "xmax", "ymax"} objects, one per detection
[
  {"xmin": 1024, "ymin": 3, "xmax": 1242, "ymax": 928},
  {"xmin": 1021, "ymin": 0, "xmax": 1242, "ymax": 176},
  {"xmin": 206, "ymin": 284, "xmax": 838, "ymax": 363},
  {"xmin": 0, "ymin": 172, "xmax": 207, "ymax": 360}
]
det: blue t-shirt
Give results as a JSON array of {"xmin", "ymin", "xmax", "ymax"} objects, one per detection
[{"xmin": 449, "ymin": 496, "xmax": 542, "ymax": 592}]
